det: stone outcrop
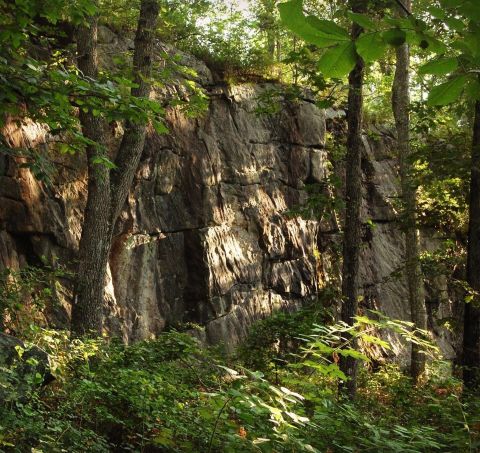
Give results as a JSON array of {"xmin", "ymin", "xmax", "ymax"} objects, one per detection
[
  {"xmin": 108, "ymin": 83, "xmax": 325, "ymax": 345},
  {"xmin": 0, "ymin": 39, "xmax": 460, "ymax": 357},
  {"xmin": 0, "ymin": 81, "xmax": 327, "ymax": 347},
  {"xmin": 358, "ymin": 128, "xmax": 460, "ymax": 361},
  {"xmin": 0, "ymin": 333, "xmax": 53, "ymax": 387}
]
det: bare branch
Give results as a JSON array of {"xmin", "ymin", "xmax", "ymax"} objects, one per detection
[{"xmin": 394, "ymin": 0, "xmax": 411, "ymax": 16}]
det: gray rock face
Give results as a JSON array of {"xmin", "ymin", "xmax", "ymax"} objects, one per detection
[
  {"xmin": 0, "ymin": 83, "xmax": 326, "ymax": 347},
  {"xmin": 358, "ymin": 127, "xmax": 460, "ymax": 361},
  {"xmin": 108, "ymin": 84, "xmax": 325, "ymax": 345},
  {"xmin": 0, "ymin": 74, "xmax": 459, "ymax": 357}
]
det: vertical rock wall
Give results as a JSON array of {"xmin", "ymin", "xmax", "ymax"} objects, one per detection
[
  {"xmin": 359, "ymin": 127, "xmax": 459, "ymax": 360},
  {"xmin": 0, "ymin": 76, "xmax": 460, "ymax": 357},
  {"xmin": 107, "ymin": 84, "xmax": 326, "ymax": 345}
]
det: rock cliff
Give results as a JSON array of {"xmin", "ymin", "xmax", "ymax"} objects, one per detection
[{"xmin": 0, "ymin": 40, "xmax": 460, "ymax": 357}]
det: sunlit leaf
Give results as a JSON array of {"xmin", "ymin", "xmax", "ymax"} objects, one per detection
[
  {"xmin": 305, "ymin": 16, "xmax": 349, "ymax": 39},
  {"xmin": 278, "ymin": 0, "xmax": 343, "ymax": 48},
  {"xmin": 318, "ymin": 41, "xmax": 357, "ymax": 78},
  {"xmin": 347, "ymin": 11, "xmax": 376, "ymax": 30},
  {"xmin": 427, "ymin": 75, "xmax": 468, "ymax": 105},
  {"xmin": 427, "ymin": 6, "xmax": 446, "ymax": 19},
  {"xmin": 419, "ymin": 57, "xmax": 458, "ymax": 75},
  {"xmin": 355, "ymin": 32, "xmax": 387, "ymax": 63}
]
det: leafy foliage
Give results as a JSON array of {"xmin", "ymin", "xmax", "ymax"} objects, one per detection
[
  {"xmin": 0, "ymin": 263, "xmax": 68, "ymax": 335},
  {"xmin": 277, "ymin": 0, "xmax": 447, "ymax": 79},
  {"xmin": 0, "ymin": 316, "xmax": 478, "ymax": 452},
  {"xmin": 420, "ymin": 0, "xmax": 480, "ymax": 106}
]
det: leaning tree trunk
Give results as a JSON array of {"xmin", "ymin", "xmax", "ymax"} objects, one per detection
[
  {"xmin": 71, "ymin": 0, "xmax": 160, "ymax": 337},
  {"xmin": 392, "ymin": 0, "xmax": 427, "ymax": 384},
  {"xmin": 110, "ymin": 0, "xmax": 160, "ymax": 221},
  {"xmin": 464, "ymin": 99, "xmax": 480, "ymax": 389},
  {"xmin": 339, "ymin": 0, "xmax": 366, "ymax": 400}
]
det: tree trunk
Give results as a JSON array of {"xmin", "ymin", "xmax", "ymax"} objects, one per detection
[
  {"xmin": 267, "ymin": 31, "xmax": 276, "ymax": 60},
  {"xmin": 464, "ymin": 99, "xmax": 480, "ymax": 389},
  {"xmin": 71, "ymin": 0, "xmax": 160, "ymax": 337},
  {"xmin": 339, "ymin": 0, "xmax": 366, "ymax": 400},
  {"xmin": 392, "ymin": 0, "xmax": 427, "ymax": 383},
  {"xmin": 71, "ymin": 12, "xmax": 112, "ymax": 336},
  {"xmin": 111, "ymin": 0, "xmax": 160, "ymax": 221}
]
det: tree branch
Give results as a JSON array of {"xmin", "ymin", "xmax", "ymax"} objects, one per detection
[{"xmin": 394, "ymin": 0, "xmax": 411, "ymax": 16}]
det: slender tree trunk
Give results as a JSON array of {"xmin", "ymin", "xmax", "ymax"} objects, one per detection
[
  {"xmin": 71, "ymin": 12, "xmax": 112, "ymax": 336},
  {"xmin": 392, "ymin": 0, "xmax": 427, "ymax": 383},
  {"xmin": 71, "ymin": 0, "xmax": 160, "ymax": 337},
  {"xmin": 339, "ymin": 0, "xmax": 366, "ymax": 400},
  {"xmin": 464, "ymin": 99, "xmax": 480, "ymax": 389},
  {"xmin": 260, "ymin": 0, "xmax": 276, "ymax": 61},
  {"xmin": 276, "ymin": 33, "xmax": 281, "ymax": 63},
  {"xmin": 110, "ymin": 0, "xmax": 160, "ymax": 221},
  {"xmin": 267, "ymin": 31, "xmax": 275, "ymax": 61}
]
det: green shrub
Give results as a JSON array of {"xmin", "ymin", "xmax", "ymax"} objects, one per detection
[
  {"xmin": 1, "ymin": 330, "xmax": 313, "ymax": 452},
  {"xmin": 0, "ymin": 263, "xmax": 67, "ymax": 335},
  {"xmin": 1, "ymin": 313, "xmax": 478, "ymax": 452},
  {"xmin": 237, "ymin": 302, "xmax": 332, "ymax": 372}
]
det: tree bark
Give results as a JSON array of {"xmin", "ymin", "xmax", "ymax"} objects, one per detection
[
  {"xmin": 71, "ymin": 0, "xmax": 160, "ymax": 337},
  {"xmin": 464, "ymin": 99, "xmax": 480, "ymax": 389},
  {"xmin": 392, "ymin": 0, "xmax": 427, "ymax": 383},
  {"xmin": 111, "ymin": 0, "xmax": 160, "ymax": 222},
  {"xmin": 339, "ymin": 0, "xmax": 366, "ymax": 400},
  {"xmin": 71, "ymin": 12, "xmax": 112, "ymax": 336}
]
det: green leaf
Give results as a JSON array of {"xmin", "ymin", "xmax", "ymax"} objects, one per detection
[
  {"xmin": 420, "ymin": 34, "xmax": 448, "ymax": 54},
  {"xmin": 83, "ymin": 1, "xmax": 98, "ymax": 16},
  {"xmin": 452, "ymin": 39, "xmax": 471, "ymax": 56},
  {"xmin": 444, "ymin": 17, "xmax": 465, "ymax": 31},
  {"xmin": 384, "ymin": 17, "xmax": 411, "ymax": 29},
  {"xmin": 278, "ymin": 0, "xmax": 341, "ymax": 47},
  {"xmin": 152, "ymin": 119, "xmax": 168, "ymax": 134},
  {"xmin": 355, "ymin": 32, "xmax": 387, "ymax": 63},
  {"xmin": 459, "ymin": 1, "xmax": 480, "ymax": 23},
  {"xmin": 463, "ymin": 32, "xmax": 480, "ymax": 58},
  {"xmin": 318, "ymin": 41, "xmax": 357, "ymax": 78},
  {"xmin": 361, "ymin": 334, "xmax": 391, "ymax": 349},
  {"xmin": 253, "ymin": 438, "xmax": 271, "ymax": 445},
  {"xmin": 418, "ymin": 57, "xmax": 458, "ymax": 75},
  {"xmin": 91, "ymin": 156, "xmax": 118, "ymax": 169},
  {"xmin": 305, "ymin": 16, "xmax": 349, "ymax": 39},
  {"xmin": 34, "ymin": 372, "xmax": 43, "ymax": 384},
  {"xmin": 383, "ymin": 28, "xmax": 407, "ymax": 47},
  {"xmin": 440, "ymin": 0, "xmax": 463, "ymax": 8},
  {"xmin": 405, "ymin": 29, "xmax": 422, "ymax": 46},
  {"xmin": 338, "ymin": 348, "xmax": 370, "ymax": 361},
  {"xmin": 464, "ymin": 77, "xmax": 480, "ymax": 101},
  {"xmin": 346, "ymin": 11, "xmax": 376, "ymax": 30},
  {"xmin": 15, "ymin": 345, "xmax": 24, "ymax": 358},
  {"xmin": 427, "ymin": 75, "xmax": 468, "ymax": 105},
  {"xmin": 427, "ymin": 6, "xmax": 446, "ymax": 19},
  {"xmin": 316, "ymin": 99, "xmax": 334, "ymax": 108}
]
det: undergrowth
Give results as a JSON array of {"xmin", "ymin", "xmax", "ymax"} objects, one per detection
[{"xmin": 0, "ymin": 310, "xmax": 479, "ymax": 452}]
